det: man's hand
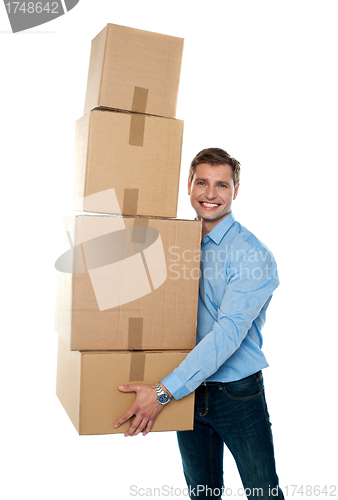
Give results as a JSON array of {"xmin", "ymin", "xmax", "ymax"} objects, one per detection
[{"xmin": 114, "ymin": 383, "xmax": 166, "ymax": 437}]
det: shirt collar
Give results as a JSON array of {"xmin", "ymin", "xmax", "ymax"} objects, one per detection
[{"xmin": 202, "ymin": 211, "xmax": 236, "ymax": 245}]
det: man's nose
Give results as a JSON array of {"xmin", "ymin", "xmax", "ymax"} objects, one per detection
[{"xmin": 205, "ymin": 185, "xmax": 217, "ymax": 199}]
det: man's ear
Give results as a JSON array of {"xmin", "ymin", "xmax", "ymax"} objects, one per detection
[
  {"xmin": 188, "ymin": 178, "xmax": 192, "ymax": 195},
  {"xmin": 233, "ymin": 183, "xmax": 240, "ymax": 200}
]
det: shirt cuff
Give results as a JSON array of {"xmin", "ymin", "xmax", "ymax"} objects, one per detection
[{"xmin": 161, "ymin": 371, "xmax": 191, "ymax": 400}]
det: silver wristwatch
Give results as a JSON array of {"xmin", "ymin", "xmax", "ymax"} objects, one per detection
[{"xmin": 154, "ymin": 383, "xmax": 170, "ymax": 405}]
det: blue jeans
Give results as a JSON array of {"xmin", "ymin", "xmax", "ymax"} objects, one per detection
[{"xmin": 177, "ymin": 372, "xmax": 284, "ymax": 499}]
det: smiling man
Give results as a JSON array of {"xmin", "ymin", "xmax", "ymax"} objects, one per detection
[
  {"xmin": 188, "ymin": 156, "xmax": 239, "ymax": 240},
  {"xmin": 114, "ymin": 148, "xmax": 284, "ymax": 500}
]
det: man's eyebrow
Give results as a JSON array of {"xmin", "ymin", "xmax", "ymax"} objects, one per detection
[{"xmin": 195, "ymin": 177, "xmax": 230, "ymax": 185}]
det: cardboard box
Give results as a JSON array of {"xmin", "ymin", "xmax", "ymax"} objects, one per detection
[
  {"xmin": 55, "ymin": 214, "xmax": 201, "ymax": 351},
  {"xmin": 56, "ymin": 336, "xmax": 194, "ymax": 435},
  {"xmin": 84, "ymin": 24, "xmax": 184, "ymax": 118},
  {"xmin": 73, "ymin": 108, "xmax": 184, "ymax": 218}
]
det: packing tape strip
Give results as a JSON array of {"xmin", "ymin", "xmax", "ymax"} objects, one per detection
[
  {"xmin": 134, "ymin": 217, "xmax": 149, "ymax": 227},
  {"xmin": 129, "ymin": 352, "xmax": 146, "ymax": 382},
  {"xmin": 129, "ymin": 87, "xmax": 149, "ymax": 147},
  {"xmin": 131, "ymin": 86, "xmax": 149, "ymax": 114},
  {"xmin": 131, "ymin": 218, "xmax": 150, "ymax": 245},
  {"xmin": 128, "ymin": 317, "xmax": 143, "ymax": 350},
  {"xmin": 129, "ymin": 114, "xmax": 146, "ymax": 147},
  {"xmin": 123, "ymin": 188, "xmax": 139, "ymax": 215}
]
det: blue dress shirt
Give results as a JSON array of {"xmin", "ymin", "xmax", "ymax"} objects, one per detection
[{"xmin": 161, "ymin": 211, "xmax": 279, "ymax": 400}]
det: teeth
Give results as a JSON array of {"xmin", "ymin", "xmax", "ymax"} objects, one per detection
[{"xmin": 201, "ymin": 202, "xmax": 218, "ymax": 207}]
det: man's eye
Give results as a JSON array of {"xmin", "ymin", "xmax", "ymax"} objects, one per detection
[
  {"xmin": 219, "ymin": 184, "xmax": 227, "ymax": 188},
  {"xmin": 197, "ymin": 181, "xmax": 205, "ymax": 186}
]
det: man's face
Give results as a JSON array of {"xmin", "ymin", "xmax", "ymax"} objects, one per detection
[{"xmin": 188, "ymin": 162, "xmax": 239, "ymax": 226}]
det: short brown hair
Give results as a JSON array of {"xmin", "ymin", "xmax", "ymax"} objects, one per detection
[{"xmin": 188, "ymin": 148, "xmax": 241, "ymax": 187}]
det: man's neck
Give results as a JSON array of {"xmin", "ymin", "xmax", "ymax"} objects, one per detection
[{"xmin": 200, "ymin": 211, "xmax": 231, "ymax": 243}]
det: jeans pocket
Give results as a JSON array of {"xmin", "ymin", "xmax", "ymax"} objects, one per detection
[{"xmin": 221, "ymin": 373, "xmax": 262, "ymax": 401}]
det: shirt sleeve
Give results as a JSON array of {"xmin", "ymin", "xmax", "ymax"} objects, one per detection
[{"xmin": 161, "ymin": 246, "xmax": 279, "ymax": 399}]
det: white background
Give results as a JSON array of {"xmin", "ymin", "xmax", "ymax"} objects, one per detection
[{"xmin": 1, "ymin": 1, "xmax": 337, "ymax": 499}]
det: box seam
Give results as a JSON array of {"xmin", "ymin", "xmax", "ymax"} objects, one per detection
[{"xmin": 98, "ymin": 26, "xmax": 109, "ymax": 107}]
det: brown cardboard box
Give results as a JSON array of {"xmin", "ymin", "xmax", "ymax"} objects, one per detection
[
  {"xmin": 56, "ymin": 336, "xmax": 194, "ymax": 435},
  {"xmin": 73, "ymin": 108, "xmax": 184, "ymax": 218},
  {"xmin": 55, "ymin": 214, "xmax": 201, "ymax": 351},
  {"xmin": 84, "ymin": 24, "xmax": 184, "ymax": 118}
]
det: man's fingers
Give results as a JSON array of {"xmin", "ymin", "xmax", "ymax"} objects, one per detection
[
  {"xmin": 114, "ymin": 383, "xmax": 163, "ymax": 436},
  {"xmin": 113, "ymin": 404, "xmax": 137, "ymax": 429},
  {"xmin": 124, "ymin": 416, "xmax": 147, "ymax": 437},
  {"xmin": 114, "ymin": 385, "xmax": 140, "ymax": 428},
  {"xmin": 118, "ymin": 384, "xmax": 139, "ymax": 393},
  {"xmin": 142, "ymin": 419, "xmax": 154, "ymax": 437}
]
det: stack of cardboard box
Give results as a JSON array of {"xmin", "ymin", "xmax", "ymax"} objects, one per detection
[{"xmin": 55, "ymin": 24, "xmax": 202, "ymax": 435}]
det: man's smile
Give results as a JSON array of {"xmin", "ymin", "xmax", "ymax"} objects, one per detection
[{"xmin": 199, "ymin": 202, "xmax": 220, "ymax": 208}]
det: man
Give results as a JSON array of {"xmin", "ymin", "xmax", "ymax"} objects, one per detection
[{"xmin": 114, "ymin": 148, "xmax": 284, "ymax": 499}]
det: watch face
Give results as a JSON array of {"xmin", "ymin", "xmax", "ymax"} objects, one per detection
[{"xmin": 158, "ymin": 393, "xmax": 170, "ymax": 404}]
